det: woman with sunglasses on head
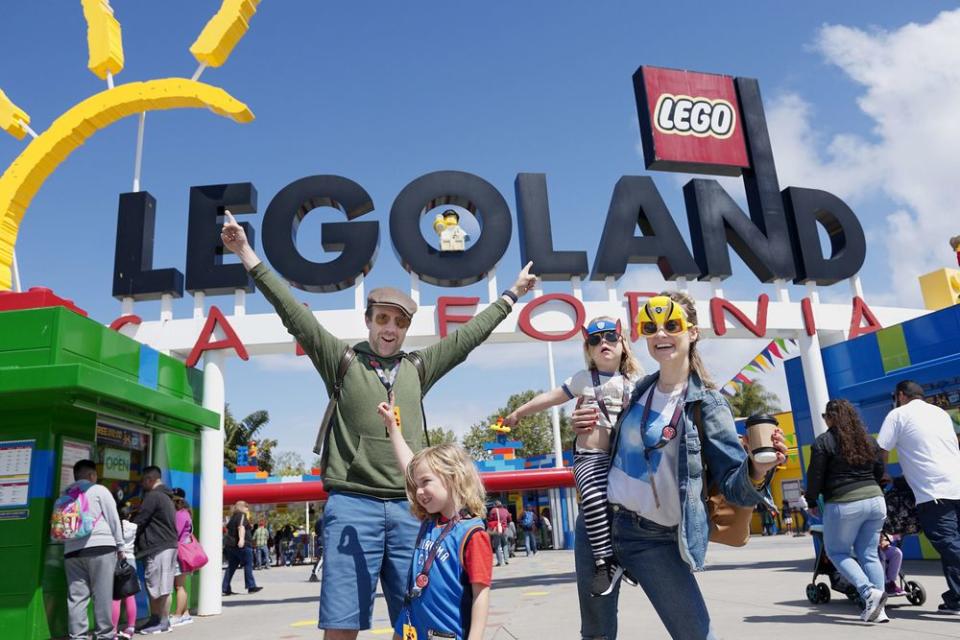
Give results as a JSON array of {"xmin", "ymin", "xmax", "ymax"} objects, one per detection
[
  {"xmin": 570, "ymin": 292, "xmax": 787, "ymax": 640},
  {"xmin": 805, "ymin": 399, "xmax": 888, "ymax": 623},
  {"xmin": 505, "ymin": 317, "xmax": 643, "ymax": 596}
]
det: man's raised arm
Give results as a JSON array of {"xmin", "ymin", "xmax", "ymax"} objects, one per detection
[
  {"xmin": 417, "ymin": 261, "xmax": 537, "ymax": 392},
  {"xmin": 221, "ymin": 211, "xmax": 346, "ymax": 384}
]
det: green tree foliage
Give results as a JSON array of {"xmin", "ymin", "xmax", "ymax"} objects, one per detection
[
  {"xmin": 274, "ymin": 451, "xmax": 307, "ymax": 477},
  {"xmin": 461, "ymin": 390, "xmax": 574, "ymax": 461},
  {"xmin": 427, "ymin": 427, "xmax": 458, "ymax": 446},
  {"xmin": 727, "ymin": 382, "xmax": 782, "ymax": 418},
  {"xmin": 223, "ymin": 405, "xmax": 276, "ymax": 473}
]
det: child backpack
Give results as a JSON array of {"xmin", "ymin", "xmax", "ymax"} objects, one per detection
[
  {"xmin": 50, "ymin": 485, "xmax": 99, "ymax": 541},
  {"xmin": 521, "ymin": 510, "xmax": 534, "ymax": 530}
]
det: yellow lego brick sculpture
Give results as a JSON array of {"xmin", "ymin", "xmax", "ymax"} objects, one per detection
[
  {"xmin": 190, "ymin": 0, "xmax": 261, "ymax": 68},
  {"xmin": 0, "ymin": 90, "xmax": 30, "ymax": 140},
  {"xmin": 919, "ymin": 268, "xmax": 960, "ymax": 311},
  {"xmin": 80, "ymin": 0, "xmax": 125, "ymax": 80},
  {"xmin": 0, "ymin": 80, "xmax": 254, "ymax": 290}
]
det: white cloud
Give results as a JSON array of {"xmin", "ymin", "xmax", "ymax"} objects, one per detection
[{"xmin": 763, "ymin": 10, "xmax": 960, "ymax": 305}]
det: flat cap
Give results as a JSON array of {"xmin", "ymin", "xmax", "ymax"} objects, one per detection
[{"xmin": 367, "ymin": 286, "xmax": 417, "ymax": 317}]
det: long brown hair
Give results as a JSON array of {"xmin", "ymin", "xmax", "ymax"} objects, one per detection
[
  {"xmin": 661, "ymin": 291, "xmax": 715, "ymax": 389},
  {"xmin": 824, "ymin": 399, "xmax": 875, "ymax": 466}
]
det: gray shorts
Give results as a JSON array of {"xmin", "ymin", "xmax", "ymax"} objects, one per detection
[{"xmin": 144, "ymin": 548, "xmax": 178, "ymax": 599}]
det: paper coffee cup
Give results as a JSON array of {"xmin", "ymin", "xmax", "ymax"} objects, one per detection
[{"xmin": 745, "ymin": 414, "xmax": 778, "ymax": 464}]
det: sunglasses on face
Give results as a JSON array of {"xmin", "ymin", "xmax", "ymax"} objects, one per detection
[
  {"xmin": 639, "ymin": 318, "xmax": 688, "ymax": 337},
  {"xmin": 586, "ymin": 331, "xmax": 620, "ymax": 347},
  {"xmin": 374, "ymin": 312, "xmax": 411, "ymax": 329}
]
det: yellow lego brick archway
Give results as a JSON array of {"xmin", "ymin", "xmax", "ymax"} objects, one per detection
[{"xmin": 0, "ymin": 0, "xmax": 261, "ymax": 291}]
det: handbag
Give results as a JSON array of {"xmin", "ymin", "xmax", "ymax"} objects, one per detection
[
  {"xmin": 113, "ymin": 557, "xmax": 141, "ymax": 600},
  {"xmin": 178, "ymin": 533, "xmax": 209, "ymax": 573},
  {"xmin": 692, "ymin": 403, "xmax": 755, "ymax": 547}
]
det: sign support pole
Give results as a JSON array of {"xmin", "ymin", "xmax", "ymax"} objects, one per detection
[{"xmin": 198, "ymin": 350, "xmax": 226, "ymax": 616}]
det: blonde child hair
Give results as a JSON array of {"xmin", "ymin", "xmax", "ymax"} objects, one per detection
[
  {"xmin": 404, "ymin": 443, "xmax": 488, "ymax": 521},
  {"xmin": 581, "ymin": 315, "xmax": 643, "ymax": 378}
]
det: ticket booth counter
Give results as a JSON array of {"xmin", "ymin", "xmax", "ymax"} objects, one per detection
[{"xmin": 0, "ymin": 300, "xmax": 219, "ymax": 639}]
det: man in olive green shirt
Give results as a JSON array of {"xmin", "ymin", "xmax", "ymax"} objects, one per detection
[{"xmin": 221, "ymin": 212, "xmax": 536, "ymax": 639}]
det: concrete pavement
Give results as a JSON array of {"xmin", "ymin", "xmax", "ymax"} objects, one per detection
[{"xmin": 169, "ymin": 535, "xmax": 959, "ymax": 639}]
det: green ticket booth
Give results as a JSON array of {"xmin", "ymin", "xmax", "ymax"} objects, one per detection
[{"xmin": 0, "ymin": 294, "xmax": 219, "ymax": 639}]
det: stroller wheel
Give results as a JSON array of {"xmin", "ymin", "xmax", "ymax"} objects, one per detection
[
  {"xmin": 806, "ymin": 583, "xmax": 819, "ymax": 604},
  {"xmin": 905, "ymin": 580, "xmax": 926, "ymax": 606},
  {"xmin": 816, "ymin": 582, "xmax": 831, "ymax": 604}
]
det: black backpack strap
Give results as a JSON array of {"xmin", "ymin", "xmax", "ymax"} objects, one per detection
[
  {"xmin": 312, "ymin": 346, "xmax": 356, "ymax": 458},
  {"xmin": 403, "ymin": 351, "xmax": 431, "ymax": 447}
]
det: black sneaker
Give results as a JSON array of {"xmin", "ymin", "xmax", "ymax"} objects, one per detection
[
  {"xmin": 937, "ymin": 603, "xmax": 960, "ymax": 615},
  {"xmin": 248, "ymin": 586, "xmax": 263, "ymax": 594},
  {"xmin": 589, "ymin": 560, "xmax": 624, "ymax": 597}
]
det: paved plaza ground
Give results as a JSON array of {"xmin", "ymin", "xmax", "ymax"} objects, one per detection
[{"xmin": 173, "ymin": 534, "xmax": 959, "ymax": 639}]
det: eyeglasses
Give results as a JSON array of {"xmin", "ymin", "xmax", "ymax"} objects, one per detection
[
  {"xmin": 586, "ymin": 331, "xmax": 620, "ymax": 346},
  {"xmin": 374, "ymin": 312, "xmax": 411, "ymax": 329},
  {"xmin": 639, "ymin": 318, "xmax": 689, "ymax": 337}
]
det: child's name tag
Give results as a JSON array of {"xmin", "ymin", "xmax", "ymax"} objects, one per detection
[{"xmin": 402, "ymin": 624, "xmax": 418, "ymax": 640}]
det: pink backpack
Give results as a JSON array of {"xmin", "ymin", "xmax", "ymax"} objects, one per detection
[{"xmin": 50, "ymin": 485, "xmax": 99, "ymax": 541}]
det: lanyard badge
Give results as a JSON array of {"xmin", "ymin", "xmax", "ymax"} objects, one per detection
[{"xmin": 408, "ymin": 516, "xmax": 460, "ymax": 600}]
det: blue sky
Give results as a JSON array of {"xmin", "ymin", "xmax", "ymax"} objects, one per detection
[{"xmin": 3, "ymin": 2, "xmax": 958, "ymax": 458}]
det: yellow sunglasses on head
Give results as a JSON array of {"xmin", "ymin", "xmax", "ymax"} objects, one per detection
[{"xmin": 636, "ymin": 295, "xmax": 691, "ymax": 337}]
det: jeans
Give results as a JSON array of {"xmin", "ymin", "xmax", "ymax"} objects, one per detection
[
  {"xmin": 255, "ymin": 546, "xmax": 270, "ymax": 568},
  {"xmin": 318, "ymin": 492, "xmax": 419, "ymax": 630},
  {"xmin": 822, "ymin": 496, "xmax": 886, "ymax": 599},
  {"xmin": 222, "ymin": 545, "xmax": 256, "ymax": 592},
  {"xmin": 490, "ymin": 533, "xmax": 508, "ymax": 565},
  {"xmin": 575, "ymin": 512, "xmax": 715, "ymax": 639},
  {"xmin": 916, "ymin": 498, "xmax": 960, "ymax": 608},
  {"xmin": 523, "ymin": 530, "xmax": 538, "ymax": 556}
]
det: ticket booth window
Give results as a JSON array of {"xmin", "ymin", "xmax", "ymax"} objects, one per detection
[{"xmin": 95, "ymin": 420, "xmax": 152, "ymax": 504}]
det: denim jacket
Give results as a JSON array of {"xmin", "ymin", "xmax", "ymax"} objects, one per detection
[{"xmin": 610, "ymin": 371, "xmax": 773, "ymax": 571}]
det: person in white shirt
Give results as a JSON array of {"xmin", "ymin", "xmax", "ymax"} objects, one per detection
[{"xmin": 877, "ymin": 380, "xmax": 960, "ymax": 615}]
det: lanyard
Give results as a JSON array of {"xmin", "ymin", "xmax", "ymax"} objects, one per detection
[
  {"xmin": 366, "ymin": 355, "xmax": 402, "ymax": 392},
  {"xmin": 639, "ymin": 383, "xmax": 686, "ymax": 509},
  {"xmin": 407, "ymin": 515, "xmax": 461, "ymax": 600},
  {"xmin": 590, "ymin": 369, "xmax": 630, "ymax": 427}
]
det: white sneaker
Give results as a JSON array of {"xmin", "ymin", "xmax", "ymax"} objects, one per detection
[
  {"xmin": 875, "ymin": 607, "xmax": 889, "ymax": 623},
  {"xmin": 172, "ymin": 614, "xmax": 193, "ymax": 627},
  {"xmin": 860, "ymin": 588, "xmax": 888, "ymax": 622}
]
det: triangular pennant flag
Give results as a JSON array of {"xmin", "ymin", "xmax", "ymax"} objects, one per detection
[
  {"xmin": 775, "ymin": 337, "xmax": 788, "ymax": 352},
  {"xmin": 767, "ymin": 341, "xmax": 783, "ymax": 359},
  {"xmin": 743, "ymin": 364, "xmax": 759, "ymax": 373},
  {"xmin": 735, "ymin": 373, "xmax": 752, "ymax": 384}
]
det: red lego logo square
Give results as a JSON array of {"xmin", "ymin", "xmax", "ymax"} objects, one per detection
[{"xmin": 634, "ymin": 66, "xmax": 750, "ymax": 176}]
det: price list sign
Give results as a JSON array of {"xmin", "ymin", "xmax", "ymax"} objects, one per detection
[{"xmin": 0, "ymin": 440, "xmax": 34, "ymax": 509}]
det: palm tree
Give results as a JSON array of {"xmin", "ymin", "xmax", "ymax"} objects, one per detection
[
  {"xmin": 727, "ymin": 382, "xmax": 782, "ymax": 418},
  {"xmin": 223, "ymin": 405, "xmax": 276, "ymax": 472}
]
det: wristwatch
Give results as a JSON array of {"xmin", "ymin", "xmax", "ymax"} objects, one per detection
[{"xmin": 501, "ymin": 289, "xmax": 519, "ymax": 303}]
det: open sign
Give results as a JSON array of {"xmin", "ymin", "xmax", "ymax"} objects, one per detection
[{"xmin": 102, "ymin": 448, "xmax": 131, "ymax": 480}]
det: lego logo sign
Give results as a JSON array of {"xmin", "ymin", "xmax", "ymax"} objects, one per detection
[
  {"xmin": 634, "ymin": 66, "xmax": 750, "ymax": 176},
  {"xmin": 654, "ymin": 95, "xmax": 736, "ymax": 139}
]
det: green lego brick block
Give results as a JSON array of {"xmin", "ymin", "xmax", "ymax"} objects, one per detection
[
  {"xmin": 158, "ymin": 353, "xmax": 191, "ymax": 399},
  {"xmin": 0, "ymin": 308, "xmax": 55, "ymax": 355},
  {"xmin": 53, "ymin": 310, "xmax": 102, "ymax": 365},
  {"xmin": 99, "ymin": 329, "xmax": 141, "ymax": 380},
  {"xmin": 877, "ymin": 325, "xmax": 911, "ymax": 374}
]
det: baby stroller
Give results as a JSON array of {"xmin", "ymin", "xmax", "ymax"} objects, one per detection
[
  {"xmin": 805, "ymin": 478, "xmax": 926, "ymax": 607},
  {"xmin": 806, "ymin": 524, "xmax": 860, "ymax": 605}
]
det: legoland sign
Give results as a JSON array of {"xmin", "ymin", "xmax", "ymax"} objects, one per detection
[{"xmin": 111, "ymin": 65, "xmax": 867, "ymax": 302}]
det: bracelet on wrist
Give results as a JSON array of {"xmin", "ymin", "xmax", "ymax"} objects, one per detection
[{"xmin": 501, "ymin": 289, "xmax": 519, "ymax": 303}]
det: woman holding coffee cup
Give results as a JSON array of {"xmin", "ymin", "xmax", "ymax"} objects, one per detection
[
  {"xmin": 570, "ymin": 291, "xmax": 788, "ymax": 640},
  {"xmin": 805, "ymin": 399, "xmax": 888, "ymax": 623}
]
